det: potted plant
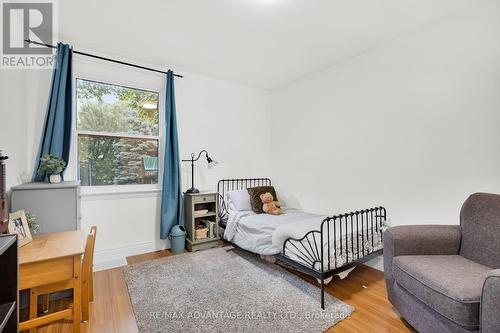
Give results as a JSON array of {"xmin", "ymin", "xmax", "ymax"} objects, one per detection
[
  {"xmin": 39, "ymin": 154, "xmax": 66, "ymax": 183},
  {"xmin": 26, "ymin": 211, "xmax": 41, "ymax": 234}
]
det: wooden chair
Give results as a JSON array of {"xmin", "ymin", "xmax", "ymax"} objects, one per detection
[
  {"xmin": 81, "ymin": 226, "xmax": 97, "ymax": 320},
  {"xmin": 31, "ymin": 226, "xmax": 97, "ymax": 331}
]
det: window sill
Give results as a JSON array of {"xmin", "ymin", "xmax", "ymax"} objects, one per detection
[{"xmin": 80, "ymin": 185, "xmax": 161, "ymax": 200}]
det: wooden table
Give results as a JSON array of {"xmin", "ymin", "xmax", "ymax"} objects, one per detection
[{"xmin": 19, "ymin": 230, "xmax": 85, "ymax": 333}]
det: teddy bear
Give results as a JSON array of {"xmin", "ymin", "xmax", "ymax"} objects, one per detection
[{"xmin": 260, "ymin": 192, "xmax": 284, "ymax": 215}]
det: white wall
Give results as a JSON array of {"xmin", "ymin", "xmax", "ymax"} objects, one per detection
[
  {"xmin": 0, "ymin": 51, "xmax": 271, "ymax": 270},
  {"xmin": 0, "ymin": 71, "xmax": 29, "ymax": 189},
  {"xmin": 270, "ymin": 2, "xmax": 500, "ymax": 269}
]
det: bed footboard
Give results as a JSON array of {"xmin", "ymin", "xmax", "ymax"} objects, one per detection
[{"xmin": 278, "ymin": 206, "xmax": 387, "ymax": 309}]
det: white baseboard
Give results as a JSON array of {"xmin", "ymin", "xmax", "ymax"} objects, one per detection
[
  {"xmin": 364, "ymin": 255, "xmax": 384, "ymax": 271},
  {"xmin": 93, "ymin": 257, "xmax": 127, "ymax": 272},
  {"xmin": 93, "ymin": 239, "xmax": 171, "ymax": 271}
]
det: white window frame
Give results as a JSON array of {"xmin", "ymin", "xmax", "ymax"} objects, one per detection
[{"xmin": 72, "ymin": 75, "xmax": 164, "ymax": 196}]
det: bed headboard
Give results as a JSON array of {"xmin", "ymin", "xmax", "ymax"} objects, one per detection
[{"xmin": 217, "ymin": 178, "xmax": 272, "ymax": 225}]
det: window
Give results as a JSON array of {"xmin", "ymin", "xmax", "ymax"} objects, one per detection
[{"xmin": 76, "ymin": 79, "xmax": 160, "ymax": 186}]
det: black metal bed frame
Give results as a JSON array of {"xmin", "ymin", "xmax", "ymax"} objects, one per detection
[
  {"xmin": 217, "ymin": 177, "xmax": 272, "ymax": 228},
  {"xmin": 278, "ymin": 208, "xmax": 386, "ymax": 309},
  {"xmin": 217, "ymin": 178, "xmax": 386, "ymax": 309}
]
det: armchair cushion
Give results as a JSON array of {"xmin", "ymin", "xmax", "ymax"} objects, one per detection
[
  {"xmin": 383, "ymin": 225, "xmax": 461, "ymax": 302},
  {"xmin": 393, "ymin": 255, "xmax": 491, "ymax": 330}
]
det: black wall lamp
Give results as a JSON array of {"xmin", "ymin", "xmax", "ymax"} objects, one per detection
[{"xmin": 182, "ymin": 150, "xmax": 217, "ymax": 194}]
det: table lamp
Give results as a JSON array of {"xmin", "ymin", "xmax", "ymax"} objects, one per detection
[{"xmin": 182, "ymin": 150, "xmax": 217, "ymax": 194}]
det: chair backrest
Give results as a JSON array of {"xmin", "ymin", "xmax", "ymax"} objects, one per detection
[
  {"xmin": 82, "ymin": 226, "xmax": 97, "ymax": 283},
  {"xmin": 460, "ymin": 193, "xmax": 500, "ymax": 268}
]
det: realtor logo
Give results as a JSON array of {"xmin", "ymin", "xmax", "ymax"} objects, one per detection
[{"xmin": 1, "ymin": 0, "xmax": 57, "ymax": 69}]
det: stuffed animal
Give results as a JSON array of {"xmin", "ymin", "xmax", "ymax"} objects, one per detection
[{"xmin": 260, "ymin": 192, "xmax": 284, "ymax": 215}]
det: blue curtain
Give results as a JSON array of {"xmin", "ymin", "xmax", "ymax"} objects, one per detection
[
  {"xmin": 160, "ymin": 70, "xmax": 183, "ymax": 239},
  {"xmin": 33, "ymin": 43, "xmax": 73, "ymax": 181}
]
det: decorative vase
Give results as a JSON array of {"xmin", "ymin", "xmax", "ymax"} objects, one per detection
[{"xmin": 49, "ymin": 173, "xmax": 61, "ymax": 184}]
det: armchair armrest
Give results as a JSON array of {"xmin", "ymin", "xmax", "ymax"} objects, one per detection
[
  {"xmin": 383, "ymin": 225, "xmax": 461, "ymax": 303},
  {"xmin": 481, "ymin": 269, "xmax": 500, "ymax": 333},
  {"xmin": 384, "ymin": 225, "xmax": 462, "ymax": 257}
]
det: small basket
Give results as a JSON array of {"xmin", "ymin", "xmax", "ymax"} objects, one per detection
[{"xmin": 195, "ymin": 226, "xmax": 208, "ymax": 240}]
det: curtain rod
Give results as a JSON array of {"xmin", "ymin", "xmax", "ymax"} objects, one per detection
[{"xmin": 24, "ymin": 39, "xmax": 183, "ymax": 78}]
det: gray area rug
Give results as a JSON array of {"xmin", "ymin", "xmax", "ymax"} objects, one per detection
[{"xmin": 124, "ymin": 247, "xmax": 353, "ymax": 333}]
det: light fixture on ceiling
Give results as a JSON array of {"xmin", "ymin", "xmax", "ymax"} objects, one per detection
[{"xmin": 142, "ymin": 102, "xmax": 157, "ymax": 109}]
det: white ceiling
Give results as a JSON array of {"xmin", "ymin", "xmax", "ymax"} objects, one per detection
[{"xmin": 59, "ymin": 0, "xmax": 478, "ymax": 90}]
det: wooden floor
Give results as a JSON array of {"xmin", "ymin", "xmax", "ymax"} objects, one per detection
[{"xmin": 24, "ymin": 248, "xmax": 416, "ymax": 333}]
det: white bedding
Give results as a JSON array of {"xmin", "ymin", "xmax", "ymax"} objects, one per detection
[
  {"xmin": 224, "ymin": 207, "xmax": 384, "ymax": 269},
  {"xmin": 224, "ymin": 208, "xmax": 324, "ymax": 255}
]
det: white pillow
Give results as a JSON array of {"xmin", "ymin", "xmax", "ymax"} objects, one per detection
[{"xmin": 226, "ymin": 189, "xmax": 252, "ymax": 211}]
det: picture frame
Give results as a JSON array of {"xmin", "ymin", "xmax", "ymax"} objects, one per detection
[{"xmin": 8, "ymin": 210, "xmax": 33, "ymax": 247}]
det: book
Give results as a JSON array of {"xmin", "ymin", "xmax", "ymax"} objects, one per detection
[
  {"xmin": 208, "ymin": 221, "xmax": 215, "ymax": 238},
  {"xmin": 201, "ymin": 220, "xmax": 215, "ymax": 238},
  {"xmin": 193, "ymin": 209, "xmax": 209, "ymax": 217}
]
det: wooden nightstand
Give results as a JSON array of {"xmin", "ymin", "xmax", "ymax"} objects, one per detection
[{"xmin": 184, "ymin": 192, "xmax": 219, "ymax": 252}]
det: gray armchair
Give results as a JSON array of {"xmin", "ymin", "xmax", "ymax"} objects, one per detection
[{"xmin": 384, "ymin": 193, "xmax": 500, "ymax": 333}]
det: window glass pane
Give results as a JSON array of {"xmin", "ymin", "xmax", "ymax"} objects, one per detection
[
  {"xmin": 78, "ymin": 135, "xmax": 158, "ymax": 186},
  {"xmin": 76, "ymin": 79, "xmax": 159, "ymax": 136}
]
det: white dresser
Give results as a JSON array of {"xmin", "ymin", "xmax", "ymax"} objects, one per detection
[{"xmin": 10, "ymin": 181, "xmax": 81, "ymax": 233}]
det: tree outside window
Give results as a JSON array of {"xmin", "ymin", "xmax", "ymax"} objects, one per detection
[{"xmin": 76, "ymin": 79, "xmax": 160, "ymax": 186}]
